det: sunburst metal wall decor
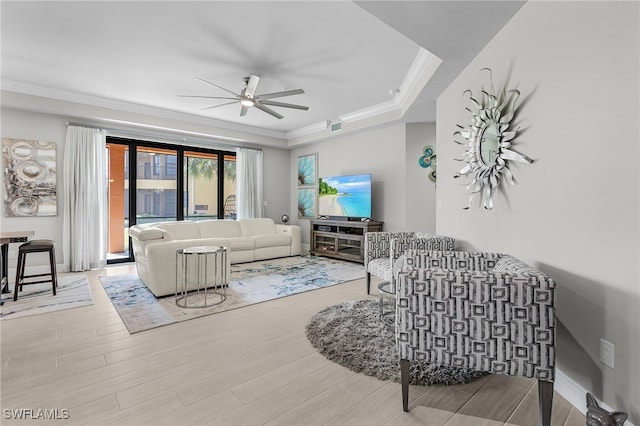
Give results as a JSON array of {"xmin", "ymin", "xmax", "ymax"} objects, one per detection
[{"xmin": 453, "ymin": 68, "xmax": 534, "ymax": 209}]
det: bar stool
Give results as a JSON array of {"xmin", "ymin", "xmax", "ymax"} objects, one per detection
[{"xmin": 13, "ymin": 239, "xmax": 57, "ymax": 301}]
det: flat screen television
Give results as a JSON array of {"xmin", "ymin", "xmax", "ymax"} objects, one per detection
[{"xmin": 317, "ymin": 173, "xmax": 372, "ymax": 220}]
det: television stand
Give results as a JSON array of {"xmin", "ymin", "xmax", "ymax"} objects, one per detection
[{"xmin": 309, "ymin": 219, "xmax": 383, "ymax": 264}]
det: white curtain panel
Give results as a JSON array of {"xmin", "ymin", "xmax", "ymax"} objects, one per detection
[
  {"xmin": 236, "ymin": 148, "xmax": 263, "ymax": 219},
  {"xmin": 62, "ymin": 126, "xmax": 108, "ymax": 271}
]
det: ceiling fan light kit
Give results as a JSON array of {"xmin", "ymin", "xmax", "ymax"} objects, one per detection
[{"xmin": 180, "ymin": 74, "xmax": 309, "ymax": 120}]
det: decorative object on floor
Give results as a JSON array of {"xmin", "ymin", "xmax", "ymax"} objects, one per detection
[
  {"xmin": 586, "ymin": 393, "xmax": 628, "ymax": 426},
  {"xmin": 2, "ymin": 138, "xmax": 57, "ymax": 217},
  {"xmin": 100, "ymin": 255, "xmax": 364, "ymax": 334},
  {"xmin": 280, "ymin": 214, "xmax": 289, "ymax": 224},
  {"xmin": 0, "ymin": 275, "xmax": 92, "ymax": 319},
  {"xmin": 453, "ymin": 68, "xmax": 534, "ymax": 210},
  {"xmin": 418, "ymin": 145, "xmax": 436, "ymax": 183},
  {"xmin": 305, "ymin": 300, "xmax": 486, "ymax": 385}
]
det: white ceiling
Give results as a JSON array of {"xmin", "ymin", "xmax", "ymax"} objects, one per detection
[{"xmin": 1, "ymin": 1, "xmax": 525, "ymax": 142}]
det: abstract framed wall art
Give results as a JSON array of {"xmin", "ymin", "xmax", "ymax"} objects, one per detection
[
  {"xmin": 297, "ymin": 187, "xmax": 316, "ymax": 218},
  {"xmin": 2, "ymin": 138, "xmax": 57, "ymax": 217},
  {"xmin": 297, "ymin": 153, "xmax": 317, "ymax": 186}
]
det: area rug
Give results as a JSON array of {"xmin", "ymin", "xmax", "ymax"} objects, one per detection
[
  {"xmin": 0, "ymin": 275, "xmax": 93, "ymax": 320},
  {"xmin": 305, "ymin": 299, "xmax": 487, "ymax": 385},
  {"xmin": 100, "ymin": 255, "xmax": 365, "ymax": 334}
]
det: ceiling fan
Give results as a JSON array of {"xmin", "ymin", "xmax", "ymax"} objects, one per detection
[{"xmin": 180, "ymin": 74, "xmax": 309, "ymax": 119}]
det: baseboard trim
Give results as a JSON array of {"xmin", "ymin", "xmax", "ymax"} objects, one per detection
[
  {"xmin": 555, "ymin": 368, "xmax": 635, "ymax": 425},
  {"xmin": 6, "ymin": 264, "xmax": 64, "ymax": 282}
]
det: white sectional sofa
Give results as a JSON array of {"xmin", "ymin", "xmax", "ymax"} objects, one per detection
[{"xmin": 129, "ymin": 218, "xmax": 302, "ymax": 297}]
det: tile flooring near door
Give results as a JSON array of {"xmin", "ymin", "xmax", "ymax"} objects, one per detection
[{"xmin": 1, "ymin": 263, "xmax": 585, "ymax": 425}]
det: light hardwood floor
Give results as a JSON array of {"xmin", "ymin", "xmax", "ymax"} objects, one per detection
[{"xmin": 1, "ymin": 263, "xmax": 585, "ymax": 426}]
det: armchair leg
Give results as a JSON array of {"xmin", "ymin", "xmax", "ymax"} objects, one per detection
[
  {"xmin": 401, "ymin": 359, "xmax": 410, "ymax": 412},
  {"xmin": 366, "ymin": 272, "xmax": 371, "ymax": 294},
  {"xmin": 538, "ymin": 379, "xmax": 553, "ymax": 426}
]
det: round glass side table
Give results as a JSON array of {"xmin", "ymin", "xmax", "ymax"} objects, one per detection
[
  {"xmin": 175, "ymin": 246, "xmax": 227, "ymax": 308},
  {"xmin": 378, "ymin": 280, "xmax": 395, "ymax": 328}
]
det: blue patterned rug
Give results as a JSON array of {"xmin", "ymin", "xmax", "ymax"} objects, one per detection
[
  {"xmin": 100, "ymin": 255, "xmax": 365, "ymax": 333},
  {"xmin": 0, "ymin": 275, "xmax": 92, "ymax": 320}
]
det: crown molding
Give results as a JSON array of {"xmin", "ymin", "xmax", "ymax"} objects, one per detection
[
  {"xmin": 2, "ymin": 47, "xmax": 441, "ymax": 149},
  {"xmin": 0, "ymin": 80, "xmax": 287, "ymax": 141},
  {"xmin": 286, "ymin": 48, "xmax": 441, "ymax": 146}
]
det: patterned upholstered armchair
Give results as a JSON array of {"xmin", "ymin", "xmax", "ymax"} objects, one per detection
[
  {"xmin": 395, "ymin": 250, "xmax": 556, "ymax": 426},
  {"xmin": 363, "ymin": 232, "xmax": 455, "ymax": 294}
]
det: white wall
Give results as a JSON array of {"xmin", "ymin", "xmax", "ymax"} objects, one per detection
[
  {"xmin": 1, "ymin": 106, "xmax": 290, "ymax": 271},
  {"xmin": 406, "ymin": 122, "xmax": 436, "ymax": 233},
  {"xmin": 261, "ymin": 147, "xmax": 290, "ymax": 221},
  {"xmin": 0, "ymin": 109, "xmax": 67, "ymax": 267},
  {"xmin": 436, "ymin": 2, "xmax": 639, "ymax": 421},
  {"xmin": 290, "ymin": 123, "xmax": 406, "ymax": 247},
  {"xmin": 289, "ymin": 121, "xmax": 439, "ymax": 249}
]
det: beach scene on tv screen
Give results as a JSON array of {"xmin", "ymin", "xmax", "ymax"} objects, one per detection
[{"xmin": 318, "ymin": 174, "xmax": 371, "ymax": 218}]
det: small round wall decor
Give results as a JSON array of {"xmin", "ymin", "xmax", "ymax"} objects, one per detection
[
  {"xmin": 453, "ymin": 68, "xmax": 534, "ymax": 209},
  {"xmin": 419, "ymin": 145, "xmax": 436, "ymax": 183}
]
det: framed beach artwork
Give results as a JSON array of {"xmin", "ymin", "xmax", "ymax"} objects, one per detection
[
  {"xmin": 297, "ymin": 187, "xmax": 316, "ymax": 218},
  {"xmin": 2, "ymin": 138, "xmax": 57, "ymax": 217},
  {"xmin": 297, "ymin": 153, "xmax": 317, "ymax": 186}
]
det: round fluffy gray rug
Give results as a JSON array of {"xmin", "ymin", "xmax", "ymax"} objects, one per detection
[{"xmin": 305, "ymin": 299, "xmax": 487, "ymax": 386}]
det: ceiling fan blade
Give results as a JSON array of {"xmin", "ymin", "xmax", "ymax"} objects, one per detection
[
  {"xmin": 257, "ymin": 88, "xmax": 305, "ymax": 100},
  {"xmin": 179, "ymin": 95, "xmax": 238, "ymax": 100},
  {"xmin": 245, "ymin": 75, "xmax": 260, "ymax": 99},
  {"xmin": 254, "ymin": 103, "xmax": 284, "ymax": 119},
  {"xmin": 195, "ymin": 77, "xmax": 241, "ymax": 97},
  {"xmin": 200, "ymin": 100, "xmax": 239, "ymax": 111},
  {"xmin": 240, "ymin": 105, "xmax": 249, "ymax": 116},
  {"xmin": 260, "ymin": 100, "xmax": 309, "ymax": 111}
]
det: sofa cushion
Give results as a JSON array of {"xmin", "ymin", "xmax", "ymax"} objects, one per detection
[
  {"xmin": 154, "ymin": 221, "xmax": 201, "ymax": 240},
  {"xmin": 254, "ymin": 234, "xmax": 291, "ymax": 249},
  {"xmin": 228, "ymin": 237, "xmax": 256, "ymax": 251},
  {"xmin": 197, "ymin": 238, "xmax": 232, "ymax": 249},
  {"xmin": 239, "ymin": 218, "xmax": 277, "ymax": 236},
  {"xmin": 133, "ymin": 227, "xmax": 165, "ymax": 241},
  {"xmin": 366, "ymin": 258, "xmax": 392, "ymax": 281},
  {"xmin": 198, "ymin": 219, "xmax": 242, "ymax": 238}
]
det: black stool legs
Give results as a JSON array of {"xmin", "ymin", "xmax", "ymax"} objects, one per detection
[{"xmin": 13, "ymin": 240, "xmax": 57, "ymax": 301}]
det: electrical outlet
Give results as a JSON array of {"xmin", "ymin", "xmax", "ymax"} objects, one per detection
[{"xmin": 600, "ymin": 338, "xmax": 615, "ymax": 369}]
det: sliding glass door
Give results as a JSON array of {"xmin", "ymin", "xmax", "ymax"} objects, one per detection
[
  {"xmin": 136, "ymin": 146, "xmax": 178, "ymax": 224},
  {"xmin": 106, "ymin": 143, "xmax": 130, "ymax": 262},
  {"xmin": 183, "ymin": 152, "xmax": 236, "ymax": 221},
  {"xmin": 106, "ymin": 138, "xmax": 235, "ymax": 263}
]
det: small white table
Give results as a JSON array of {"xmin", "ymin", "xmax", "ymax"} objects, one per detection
[{"xmin": 175, "ymin": 246, "xmax": 227, "ymax": 308}]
